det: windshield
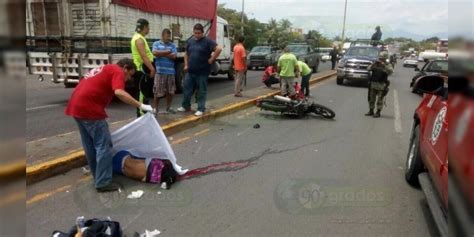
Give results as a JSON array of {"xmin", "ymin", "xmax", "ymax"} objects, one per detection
[
  {"xmin": 288, "ymin": 46, "xmax": 308, "ymax": 54},
  {"xmin": 426, "ymin": 61, "xmax": 448, "ymax": 73},
  {"xmin": 345, "ymin": 47, "xmax": 379, "ymax": 58},
  {"xmin": 251, "ymin": 47, "xmax": 271, "ymax": 54}
]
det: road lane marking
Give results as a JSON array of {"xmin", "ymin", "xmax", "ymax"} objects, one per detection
[
  {"xmin": 27, "ymin": 176, "xmax": 91, "ymax": 205},
  {"xmin": 26, "ymin": 103, "xmax": 63, "ymax": 112},
  {"xmin": 0, "ymin": 191, "xmax": 25, "ymax": 208},
  {"xmin": 394, "ymin": 90, "xmax": 402, "ymax": 133},
  {"xmin": 193, "ymin": 128, "xmax": 210, "ymax": 137},
  {"xmin": 170, "ymin": 136, "xmax": 191, "ymax": 145}
]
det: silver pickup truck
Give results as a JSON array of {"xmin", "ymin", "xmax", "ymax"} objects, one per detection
[{"xmin": 336, "ymin": 46, "xmax": 382, "ymax": 85}]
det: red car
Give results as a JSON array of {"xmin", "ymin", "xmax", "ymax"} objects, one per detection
[{"xmin": 405, "ymin": 74, "xmax": 474, "ymax": 236}]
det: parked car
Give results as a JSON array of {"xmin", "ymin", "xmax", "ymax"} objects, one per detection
[
  {"xmin": 318, "ymin": 47, "xmax": 332, "ymax": 62},
  {"xmin": 247, "ymin": 45, "xmax": 275, "ymax": 70},
  {"xmin": 403, "ymin": 56, "xmax": 419, "ymax": 67},
  {"xmin": 336, "ymin": 46, "xmax": 381, "ymax": 85},
  {"xmin": 410, "ymin": 59, "xmax": 448, "ymax": 93},
  {"xmin": 405, "ymin": 74, "xmax": 474, "ymax": 237},
  {"xmin": 265, "ymin": 43, "xmax": 320, "ymax": 72}
]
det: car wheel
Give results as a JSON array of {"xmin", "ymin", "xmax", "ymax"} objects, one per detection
[
  {"xmin": 405, "ymin": 123, "xmax": 424, "ymax": 186},
  {"xmin": 336, "ymin": 76, "xmax": 344, "ymax": 85}
]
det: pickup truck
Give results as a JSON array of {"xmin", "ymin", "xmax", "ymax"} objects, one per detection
[
  {"xmin": 336, "ymin": 46, "xmax": 383, "ymax": 85},
  {"xmin": 264, "ymin": 43, "xmax": 320, "ymax": 72},
  {"xmin": 247, "ymin": 45, "xmax": 276, "ymax": 70},
  {"xmin": 405, "ymin": 73, "xmax": 474, "ymax": 237}
]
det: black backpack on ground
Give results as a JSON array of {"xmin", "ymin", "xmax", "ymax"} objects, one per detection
[{"xmin": 52, "ymin": 218, "xmax": 122, "ymax": 237}]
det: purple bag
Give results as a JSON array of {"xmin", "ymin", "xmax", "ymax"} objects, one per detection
[{"xmin": 146, "ymin": 159, "xmax": 165, "ymax": 183}]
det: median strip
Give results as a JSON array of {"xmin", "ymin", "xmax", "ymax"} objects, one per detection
[{"xmin": 26, "ymin": 72, "xmax": 336, "ymax": 184}]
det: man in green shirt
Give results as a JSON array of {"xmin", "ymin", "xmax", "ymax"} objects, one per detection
[
  {"xmin": 131, "ymin": 18, "xmax": 155, "ymax": 117},
  {"xmin": 277, "ymin": 47, "xmax": 300, "ymax": 96},
  {"xmin": 297, "ymin": 60, "xmax": 312, "ymax": 97}
]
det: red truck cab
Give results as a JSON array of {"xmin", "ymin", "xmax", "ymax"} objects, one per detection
[{"xmin": 405, "ymin": 74, "xmax": 474, "ymax": 236}]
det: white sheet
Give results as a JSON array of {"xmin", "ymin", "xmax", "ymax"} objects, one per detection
[{"xmin": 111, "ymin": 113, "xmax": 188, "ymax": 175}]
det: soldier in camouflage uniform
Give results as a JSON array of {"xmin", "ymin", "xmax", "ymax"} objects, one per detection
[{"xmin": 365, "ymin": 51, "xmax": 393, "ymax": 118}]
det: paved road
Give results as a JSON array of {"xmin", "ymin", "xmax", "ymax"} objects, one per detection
[
  {"xmin": 26, "ymin": 63, "xmax": 331, "ymax": 141},
  {"xmin": 27, "ymin": 64, "xmax": 439, "ymax": 236}
]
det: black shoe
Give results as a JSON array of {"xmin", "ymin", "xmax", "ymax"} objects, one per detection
[
  {"xmin": 365, "ymin": 110, "xmax": 374, "ymax": 116},
  {"xmin": 373, "ymin": 110, "xmax": 381, "ymax": 118},
  {"xmin": 96, "ymin": 182, "xmax": 122, "ymax": 192}
]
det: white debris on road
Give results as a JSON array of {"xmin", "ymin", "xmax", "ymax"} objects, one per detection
[{"xmin": 127, "ymin": 190, "xmax": 144, "ymax": 199}]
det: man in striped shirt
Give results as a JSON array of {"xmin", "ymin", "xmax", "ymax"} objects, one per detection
[{"xmin": 152, "ymin": 29, "xmax": 178, "ymax": 114}]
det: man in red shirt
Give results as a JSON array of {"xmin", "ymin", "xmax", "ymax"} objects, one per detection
[
  {"xmin": 233, "ymin": 36, "xmax": 247, "ymax": 97},
  {"xmin": 65, "ymin": 58, "xmax": 154, "ymax": 192}
]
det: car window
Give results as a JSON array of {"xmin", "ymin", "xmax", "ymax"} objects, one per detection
[
  {"xmin": 251, "ymin": 47, "xmax": 271, "ymax": 54},
  {"xmin": 346, "ymin": 47, "xmax": 379, "ymax": 57},
  {"xmin": 288, "ymin": 46, "xmax": 307, "ymax": 54},
  {"xmin": 427, "ymin": 61, "xmax": 448, "ymax": 73}
]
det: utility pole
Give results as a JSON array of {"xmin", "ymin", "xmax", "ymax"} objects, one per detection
[
  {"xmin": 340, "ymin": 0, "xmax": 348, "ymax": 49},
  {"xmin": 241, "ymin": 0, "xmax": 245, "ymax": 36}
]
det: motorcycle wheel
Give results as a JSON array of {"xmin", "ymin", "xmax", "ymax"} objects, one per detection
[{"xmin": 310, "ymin": 103, "xmax": 336, "ymax": 119}]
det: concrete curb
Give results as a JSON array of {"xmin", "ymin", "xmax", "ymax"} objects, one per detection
[{"xmin": 26, "ymin": 72, "xmax": 336, "ymax": 184}]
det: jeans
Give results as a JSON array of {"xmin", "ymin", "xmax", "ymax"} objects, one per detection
[
  {"xmin": 182, "ymin": 73, "xmax": 209, "ymax": 112},
  {"xmin": 301, "ymin": 74, "xmax": 311, "ymax": 96},
  {"xmin": 75, "ymin": 119, "xmax": 113, "ymax": 188}
]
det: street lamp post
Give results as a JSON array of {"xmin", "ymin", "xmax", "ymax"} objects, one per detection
[
  {"xmin": 340, "ymin": 0, "xmax": 348, "ymax": 49},
  {"xmin": 241, "ymin": 0, "xmax": 245, "ymax": 36}
]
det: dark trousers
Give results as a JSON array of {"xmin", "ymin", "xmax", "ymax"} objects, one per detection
[
  {"xmin": 331, "ymin": 60, "xmax": 337, "ymax": 70},
  {"xmin": 133, "ymin": 71, "xmax": 154, "ymax": 117},
  {"xmin": 301, "ymin": 74, "xmax": 311, "ymax": 96},
  {"xmin": 264, "ymin": 76, "xmax": 280, "ymax": 87}
]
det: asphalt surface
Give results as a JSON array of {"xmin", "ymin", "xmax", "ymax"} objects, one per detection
[
  {"xmin": 26, "ymin": 63, "xmax": 332, "ymax": 141},
  {"xmin": 27, "ymin": 64, "xmax": 439, "ymax": 236}
]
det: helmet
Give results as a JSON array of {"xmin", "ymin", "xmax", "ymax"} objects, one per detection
[{"xmin": 378, "ymin": 51, "xmax": 389, "ymax": 59}]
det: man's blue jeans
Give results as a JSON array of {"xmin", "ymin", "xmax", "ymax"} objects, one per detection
[
  {"xmin": 75, "ymin": 119, "xmax": 113, "ymax": 188},
  {"xmin": 181, "ymin": 73, "xmax": 208, "ymax": 112}
]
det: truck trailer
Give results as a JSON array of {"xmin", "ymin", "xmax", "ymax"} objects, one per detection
[{"xmin": 26, "ymin": 0, "xmax": 234, "ymax": 92}]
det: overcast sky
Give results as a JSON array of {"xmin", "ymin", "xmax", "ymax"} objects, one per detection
[{"xmin": 218, "ymin": 0, "xmax": 465, "ymax": 40}]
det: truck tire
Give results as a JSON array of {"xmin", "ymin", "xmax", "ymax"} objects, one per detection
[
  {"xmin": 405, "ymin": 124, "xmax": 424, "ymax": 186},
  {"xmin": 175, "ymin": 62, "xmax": 185, "ymax": 94},
  {"xmin": 313, "ymin": 60, "xmax": 319, "ymax": 73},
  {"xmin": 336, "ymin": 76, "xmax": 344, "ymax": 85},
  {"xmin": 64, "ymin": 82, "xmax": 77, "ymax": 88},
  {"xmin": 228, "ymin": 66, "xmax": 235, "ymax": 81}
]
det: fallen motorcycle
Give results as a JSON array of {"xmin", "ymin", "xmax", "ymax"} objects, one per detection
[{"xmin": 256, "ymin": 95, "xmax": 336, "ymax": 119}]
